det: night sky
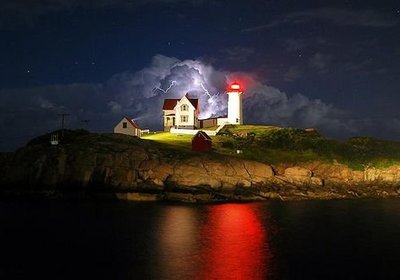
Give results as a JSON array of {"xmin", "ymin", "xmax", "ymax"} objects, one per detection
[{"xmin": 0, "ymin": 0, "xmax": 399, "ymax": 151}]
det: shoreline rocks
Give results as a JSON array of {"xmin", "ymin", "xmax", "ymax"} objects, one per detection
[{"xmin": 1, "ymin": 132, "xmax": 400, "ymax": 202}]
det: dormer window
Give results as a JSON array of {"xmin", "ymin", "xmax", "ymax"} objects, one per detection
[{"xmin": 181, "ymin": 104, "xmax": 189, "ymax": 111}]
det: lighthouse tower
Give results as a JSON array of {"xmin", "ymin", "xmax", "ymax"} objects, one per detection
[{"xmin": 227, "ymin": 82, "xmax": 243, "ymax": 125}]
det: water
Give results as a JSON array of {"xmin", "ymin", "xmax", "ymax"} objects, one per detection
[{"xmin": 1, "ymin": 199, "xmax": 400, "ymax": 279}]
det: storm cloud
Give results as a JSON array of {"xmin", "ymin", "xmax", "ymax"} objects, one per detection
[
  {"xmin": 242, "ymin": 7, "xmax": 399, "ymax": 32},
  {"xmin": 0, "ymin": 0, "xmax": 204, "ymax": 29},
  {"xmin": 1, "ymin": 54, "xmax": 399, "ymax": 151}
]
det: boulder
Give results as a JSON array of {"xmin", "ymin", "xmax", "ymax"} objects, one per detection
[
  {"xmin": 285, "ymin": 167, "xmax": 313, "ymax": 177},
  {"xmin": 139, "ymin": 160, "xmax": 173, "ymax": 182},
  {"xmin": 310, "ymin": 177, "xmax": 324, "ymax": 186},
  {"xmin": 243, "ymin": 160, "xmax": 275, "ymax": 179},
  {"xmin": 279, "ymin": 167, "xmax": 324, "ymax": 186}
]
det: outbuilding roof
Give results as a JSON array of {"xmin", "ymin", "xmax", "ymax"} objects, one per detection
[
  {"xmin": 193, "ymin": 130, "xmax": 212, "ymax": 141},
  {"xmin": 123, "ymin": 117, "xmax": 141, "ymax": 129},
  {"xmin": 162, "ymin": 97, "xmax": 199, "ymax": 110}
]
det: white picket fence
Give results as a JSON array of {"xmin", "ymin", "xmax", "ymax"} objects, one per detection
[{"xmin": 170, "ymin": 123, "xmax": 227, "ymax": 136}]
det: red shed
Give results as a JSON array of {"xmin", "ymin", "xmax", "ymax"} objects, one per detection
[{"xmin": 192, "ymin": 131, "xmax": 212, "ymax": 152}]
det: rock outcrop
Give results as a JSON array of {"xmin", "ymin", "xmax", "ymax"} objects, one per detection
[{"xmin": 1, "ymin": 130, "xmax": 400, "ymax": 201}]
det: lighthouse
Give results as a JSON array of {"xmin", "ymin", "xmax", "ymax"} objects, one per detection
[{"xmin": 227, "ymin": 82, "xmax": 243, "ymax": 125}]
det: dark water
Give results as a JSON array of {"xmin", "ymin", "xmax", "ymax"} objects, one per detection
[{"xmin": 1, "ymin": 199, "xmax": 400, "ymax": 279}]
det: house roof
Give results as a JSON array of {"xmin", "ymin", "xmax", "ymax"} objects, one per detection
[
  {"xmin": 199, "ymin": 117, "xmax": 218, "ymax": 121},
  {"xmin": 124, "ymin": 117, "xmax": 141, "ymax": 129},
  {"xmin": 162, "ymin": 99, "xmax": 180, "ymax": 110},
  {"xmin": 194, "ymin": 130, "xmax": 212, "ymax": 141},
  {"xmin": 162, "ymin": 96, "xmax": 199, "ymax": 110},
  {"xmin": 188, "ymin": 98, "xmax": 199, "ymax": 109}
]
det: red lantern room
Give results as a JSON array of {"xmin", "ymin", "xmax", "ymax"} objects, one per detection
[{"xmin": 228, "ymin": 82, "xmax": 241, "ymax": 92}]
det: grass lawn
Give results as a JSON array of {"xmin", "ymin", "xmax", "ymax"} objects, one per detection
[
  {"xmin": 141, "ymin": 132, "xmax": 194, "ymax": 152},
  {"xmin": 220, "ymin": 124, "xmax": 280, "ymax": 134},
  {"xmin": 141, "ymin": 125, "xmax": 280, "ymax": 152}
]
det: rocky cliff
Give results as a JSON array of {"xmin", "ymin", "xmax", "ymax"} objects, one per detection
[{"xmin": 1, "ymin": 130, "xmax": 400, "ymax": 201}]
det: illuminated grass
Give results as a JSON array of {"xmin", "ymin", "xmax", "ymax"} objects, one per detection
[
  {"xmin": 220, "ymin": 124, "xmax": 280, "ymax": 134},
  {"xmin": 141, "ymin": 132, "xmax": 194, "ymax": 152},
  {"xmin": 202, "ymin": 126, "xmax": 219, "ymax": 131}
]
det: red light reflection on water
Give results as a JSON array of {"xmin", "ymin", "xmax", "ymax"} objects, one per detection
[{"xmin": 197, "ymin": 203, "xmax": 269, "ymax": 280}]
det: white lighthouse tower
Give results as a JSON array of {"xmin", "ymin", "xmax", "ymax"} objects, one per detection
[{"xmin": 227, "ymin": 82, "xmax": 243, "ymax": 125}]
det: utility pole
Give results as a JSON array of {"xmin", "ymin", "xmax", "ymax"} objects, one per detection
[
  {"xmin": 81, "ymin": 119, "xmax": 90, "ymax": 131},
  {"xmin": 58, "ymin": 113, "xmax": 70, "ymax": 137}
]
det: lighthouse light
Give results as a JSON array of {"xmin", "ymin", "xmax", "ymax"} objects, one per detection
[{"xmin": 230, "ymin": 83, "xmax": 241, "ymax": 90}]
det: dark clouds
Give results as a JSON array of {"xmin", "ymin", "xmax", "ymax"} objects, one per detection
[
  {"xmin": 294, "ymin": 8, "xmax": 399, "ymax": 28},
  {"xmin": 3, "ymin": 54, "xmax": 400, "ymax": 151},
  {"xmin": 0, "ymin": 0, "xmax": 203, "ymax": 29},
  {"xmin": 308, "ymin": 53, "xmax": 333, "ymax": 73},
  {"xmin": 0, "ymin": 83, "xmax": 100, "ymax": 149},
  {"xmin": 242, "ymin": 7, "xmax": 399, "ymax": 32},
  {"xmin": 219, "ymin": 47, "xmax": 256, "ymax": 63},
  {"xmin": 0, "ymin": 0, "xmax": 198, "ymax": 14},
  {"xmin": 283, "ymin": 66, "xmax": 302, "ymax": 82}
]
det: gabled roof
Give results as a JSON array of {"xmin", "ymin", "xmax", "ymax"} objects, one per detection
[
  {"xmin": 162, "ymin": 99, "xmax": 180, "ymax": 110},
  {"xmin": 163, "ymin": 95, "xmax": 199, "ymax": 110},
  {"xmin": 188, "ymin": 98, "xmax": 198, "ymax": 109},
  {"xmin": 182, "ymin": 93, "xmax": 199, "ymax": 109},
  {"xmin": 123, "ymin": 116, "xmax": 141, "ymax": 129},
  {"xmin": 193, "ymin": 130, "xmax": 212, "ymax": 141}
]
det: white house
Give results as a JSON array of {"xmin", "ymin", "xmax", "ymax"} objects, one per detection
[
  {"xmin": 162, "ymin": 94, "xmax": 200, "ymax": 131},
  {"xmin": 114, "ymin": 117, "xmax": 142, "ymax": 137}
]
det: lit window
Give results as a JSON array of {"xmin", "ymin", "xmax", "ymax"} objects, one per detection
[
  {"xmin": 122, "ymin": 122, "xmax": 127, "ymax": 128},
  {"xmin": 181, "ymin": 115, "xmax": 188, "ymax": 122},
  {"xmin": 181, "ymin": 104, "xmax": 188, "ymax": 111}
]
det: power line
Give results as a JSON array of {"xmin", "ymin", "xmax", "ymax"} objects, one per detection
[{"xmin": 58, "ymin": 113, "xmax": 70, "ymax": 137}]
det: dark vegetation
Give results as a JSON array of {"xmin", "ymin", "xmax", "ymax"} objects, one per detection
[
  {"xmin": 215, "ymin": 125, "xmax": 400, "ymax": 169},
  {"xmin": 28, "ymin": 129, "xmax": 143, "ymax": 148}
]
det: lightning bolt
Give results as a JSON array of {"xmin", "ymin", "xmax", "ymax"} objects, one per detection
[
  {"xmin": 154, "ymin": 80, "xmax": 177, "ymax": 94},
  {"xmin": 154, "ymin": 78, "xmax": 212, "ymax": 100},
  {"xmin": 199, "ymin": 82, "xmax": 212, "ymax": 98}
]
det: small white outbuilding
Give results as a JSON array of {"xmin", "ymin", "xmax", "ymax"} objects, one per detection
[{"xmin": 114, "ymin": 117, "xmax": 142, "ymax": 137}]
